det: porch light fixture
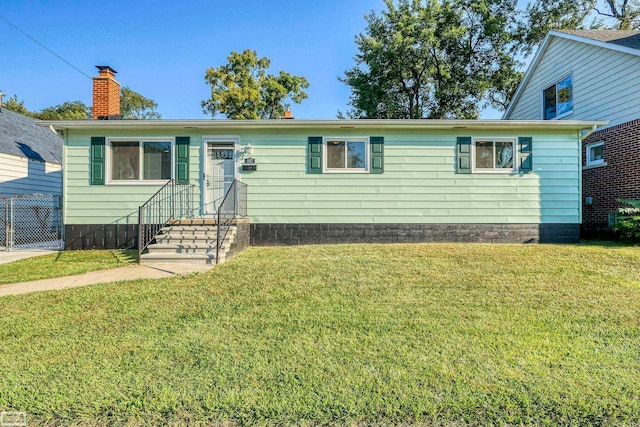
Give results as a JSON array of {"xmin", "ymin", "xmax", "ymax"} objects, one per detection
[{"xmin": 244, "ymin": 144, "xmax": 253, "ymax": 155}]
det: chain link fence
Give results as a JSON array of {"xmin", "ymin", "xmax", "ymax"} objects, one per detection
[
  {"xmin": 2, "ymin": 194, "xmax": 63, "ymax": 251},
  {"xmin": 0, "ymin": 197, "xmax": 7, "ymax": 250}
]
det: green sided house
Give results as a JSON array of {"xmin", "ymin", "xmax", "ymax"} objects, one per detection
[{"xmin": 43, "ymin": 67, "xmax": 604, "ymax": 263}]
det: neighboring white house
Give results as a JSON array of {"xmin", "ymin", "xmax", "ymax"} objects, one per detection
[
  {"xmin": 0, "ymin": 107, "xmax": 63, "ymax": 198},
  {"xmin": 504, "ymin": 29, "xmax": 640, "ymax": 232},
  {"xmin": 504, "ymin": 29, "xmax": 640, "ymax": 126}
]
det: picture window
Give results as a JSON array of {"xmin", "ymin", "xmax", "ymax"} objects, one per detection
[{"xmin": 109, "ymin": 139, "xmax": 173, "ymax": 182}]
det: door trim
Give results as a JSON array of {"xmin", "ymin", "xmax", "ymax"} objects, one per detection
[{"xmin": 202, "ymin": 136, "xmax": 240, "ymax": 217}]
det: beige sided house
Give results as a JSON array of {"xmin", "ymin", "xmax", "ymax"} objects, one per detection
[{"xmin": 504, "ymin": 30, "xmax": 640, "ymax": 235}]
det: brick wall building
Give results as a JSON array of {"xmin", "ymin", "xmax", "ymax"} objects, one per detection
[{"xmin": 582, "ymin": 118, "xmax": 640, "ymax": 235}]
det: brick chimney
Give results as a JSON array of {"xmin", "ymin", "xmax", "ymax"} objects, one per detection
[
  {"xmin": 92, "ymin": 66, "xmax": 120, "ymax": 120},
  {"xmin": 283, "ymin": 109, "xmax": 294, "ymax": 119}
]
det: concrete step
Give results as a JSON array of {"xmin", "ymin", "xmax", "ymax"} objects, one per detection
[
  {"xmin": 141, "ymin": 223, "xmax": 236, "ymax": 265},
  {"xmin": 160, "ymin": 225, "xmax": 219, "ymax": 234},
  {"xmin": 146, "ymin": 243, "xmax": 228, "ymax": 254},
  {"xmin": 169, "ymin": 218, "xmax": 220, "ymax": 226},
  {"xmin": 140, "ymin": 252, "xmax": 218, "ymax": 265},
  {"xmin": 155, "ymin": 227, "xmax": 235, "ymax": 244},
  {"xmin": 155, "ymin": 234, "xmax": 219, "ymax": 244}
]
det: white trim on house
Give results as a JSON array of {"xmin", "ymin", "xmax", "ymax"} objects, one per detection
[
  {"xmin": 549, "ymin": 31, "xmax": 640, "ymax": 57},
  {"xmin": 503, "ymin": 30, "xmax": 640, "ymax": 119},
  {"xmin": 39, "ymin": 118, "xmax": 607, "ymax": 132}
]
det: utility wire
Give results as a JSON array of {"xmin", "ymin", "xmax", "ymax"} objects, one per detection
[{"xmin": 0, "ymin": 12, "xmax": 92, "ymax": 79}]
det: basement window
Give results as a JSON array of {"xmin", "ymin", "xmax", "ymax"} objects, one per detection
[
  {"xmin": 109, "ymin": 139, "xmax": 173, "ymax": 182},
  {"xmin": 586, "ymin": 141, "xmax": 605, "ymax": 167}
]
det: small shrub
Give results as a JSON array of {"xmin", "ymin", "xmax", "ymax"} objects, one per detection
[{"xmin": 612, "ymin": 199, "xmax": 640, "ymax": 242}]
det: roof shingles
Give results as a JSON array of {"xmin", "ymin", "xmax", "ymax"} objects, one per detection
[
  {"xmin": 556, "ymin": 29, "xmax": 640, "ymax": 50},
  {"xmin": 0, "ymin": 109, "xmax": 62, "ymax": 164}
]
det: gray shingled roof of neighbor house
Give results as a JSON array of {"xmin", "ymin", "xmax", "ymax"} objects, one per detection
[
  {"xmin": 556, "ymin": 29, "xmax": 640, "ymax": 50},
  {"xmin": 0, "ymin": 108, "xmax": 62, "ymax": 164}
]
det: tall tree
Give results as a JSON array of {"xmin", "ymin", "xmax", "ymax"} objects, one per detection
[
  {"xmin": 1, "ymin": 94, "xmax": 90, "ymax": 120},
  {"xmin": 1, "ymin": 87, "xmax": 160, "ymax": 120},
  {"xmin": 120, "ymin": 86, "xmax": 161, "ymax": 119},
  {"xmin": 341, "ymin": 0, "xmax": 522, "ymax": 119},
  {"xmin": 1, "ymin": 93, "xmax": 32, "ymax": 116},
  {"xmin": 202, "ymin": 49, "xmax": 309, "ymax": 119},
  {"xmin": 37, "ymin": 101, "xmax": 90, "ymax": 120},
  {"xmin": 521, "ymin": 0, "xmax": 640, "ymax": 51}
]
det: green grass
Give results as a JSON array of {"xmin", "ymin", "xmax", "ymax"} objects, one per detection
[
  {"xmin": 0, "ymin": 250, "xmax": 136, "ymax": 285},
  {"xmin": 0, "ymin": 243, "xmax": 639, "ymax": 426}
]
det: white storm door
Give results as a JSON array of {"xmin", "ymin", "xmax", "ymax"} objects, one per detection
[{"xmin": 204, "ymin": 144, "xmax": 235, "ymax": 216}]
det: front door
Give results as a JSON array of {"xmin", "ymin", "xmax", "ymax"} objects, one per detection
[{"xmin": 203, "ymin": 144, "xmax": 235, "ymax": 216}]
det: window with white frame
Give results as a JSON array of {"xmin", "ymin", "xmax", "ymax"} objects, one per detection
[
  {"xmin": 324, "ymin": 137, "xmax": 368, "ymax": 172},
  {"xmin": 109, "ymin": 139, "xmax": 172, "ymax": 182},
  {"xmin": 586, "ymin": 141, "xmax": 604, "ymax": 166},
  {"xmin": 473, "ymin": 138, "xmax": 517, "ymax": 172},
  {"xmin": 543, "ymin": 74, "xmax": 573, "ymax": 120}
]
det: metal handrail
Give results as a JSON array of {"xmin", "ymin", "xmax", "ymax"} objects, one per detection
[
  {"xmin": 138, "ymin": 180, "xmax": 195, "ymax": 262},
  {"xmin": 216, "ymin": 179, "xmax": 248, "ymax": 264}
]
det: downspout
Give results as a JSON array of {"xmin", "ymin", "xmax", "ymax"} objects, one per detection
[
  {"xmin": 577, "ymin": 125, "xmax": 598, "ymax": 230},
  {"xmin": 581, "ymin": 124, "xmax": 599, "ymax": 140}
]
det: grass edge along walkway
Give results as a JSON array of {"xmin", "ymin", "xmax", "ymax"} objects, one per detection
[{"xmin": 0, "ymin": 250, "xmax": 136, "ymax": 285}]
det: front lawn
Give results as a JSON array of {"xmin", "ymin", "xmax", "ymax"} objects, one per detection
[
  {"xmin": 0, "ymin": 243, "xmax": 639, "ymax": 425},
  {"xmin": 0, "ymin": 250, "xmax": 136, "ymax": 285}
]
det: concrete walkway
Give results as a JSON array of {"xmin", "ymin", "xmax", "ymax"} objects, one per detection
[
  {"xmin": 0, "ymin": 250, "xmax": 56, "ymax": 265},
  {"xmin": 0, "ymin": 262, "xmax": 214, "ymax": 297}
]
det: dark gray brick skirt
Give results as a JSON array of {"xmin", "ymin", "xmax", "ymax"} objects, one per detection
[
  {"xmin": 250, "ymin": 223, "xmax": 579, "ymax": 245},
  {"xmin": 66, "ymin": 222, "xmax": 579, "ymax": 250},
  {"xmin": 65, "ymin": 224, "xmax": 138, "ymax": 250}
]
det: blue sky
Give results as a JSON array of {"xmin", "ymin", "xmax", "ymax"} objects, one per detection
[{"xmin": 0, "ymin": 0, "xmax": 502, "ymax": 119}]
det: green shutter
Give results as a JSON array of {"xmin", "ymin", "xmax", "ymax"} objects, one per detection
[
  {"xmin": 308, "ymin": 136, "xmax": 322, "ymax": 174},
  {"xmin": 175, "ymin": 136, "xmax": 190, "ymax": 184},
  {"xmin": 90, "ymin": 136, "xmax": 105, "ymax": 185},
  {"xmin": 370, "ymin": 136, "xmax": 384, "ymax": 174},
  {"xmin": 519, "ymin": 137, "xmax": 533, "ymax": 173},
  {"xmin": 456, "ymin": 136, "xmax": 471, "ymax": 174}
]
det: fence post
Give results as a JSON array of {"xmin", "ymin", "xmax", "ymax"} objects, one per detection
[
  {"xmin": 1, "ymin": 197, "xmax": 8, "ymax": 251},
  {"xmin": 8, "ymin": 197, "xmax": 13, "ymax": 250}
]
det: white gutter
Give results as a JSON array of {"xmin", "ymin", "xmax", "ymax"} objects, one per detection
[
  {"xmin": 38, "ymin": 118, "xmax": 607, "ymax": 132},
  {"xmin": 582, "ymin": 124, "xmax": 600, "ymax": 140}
]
